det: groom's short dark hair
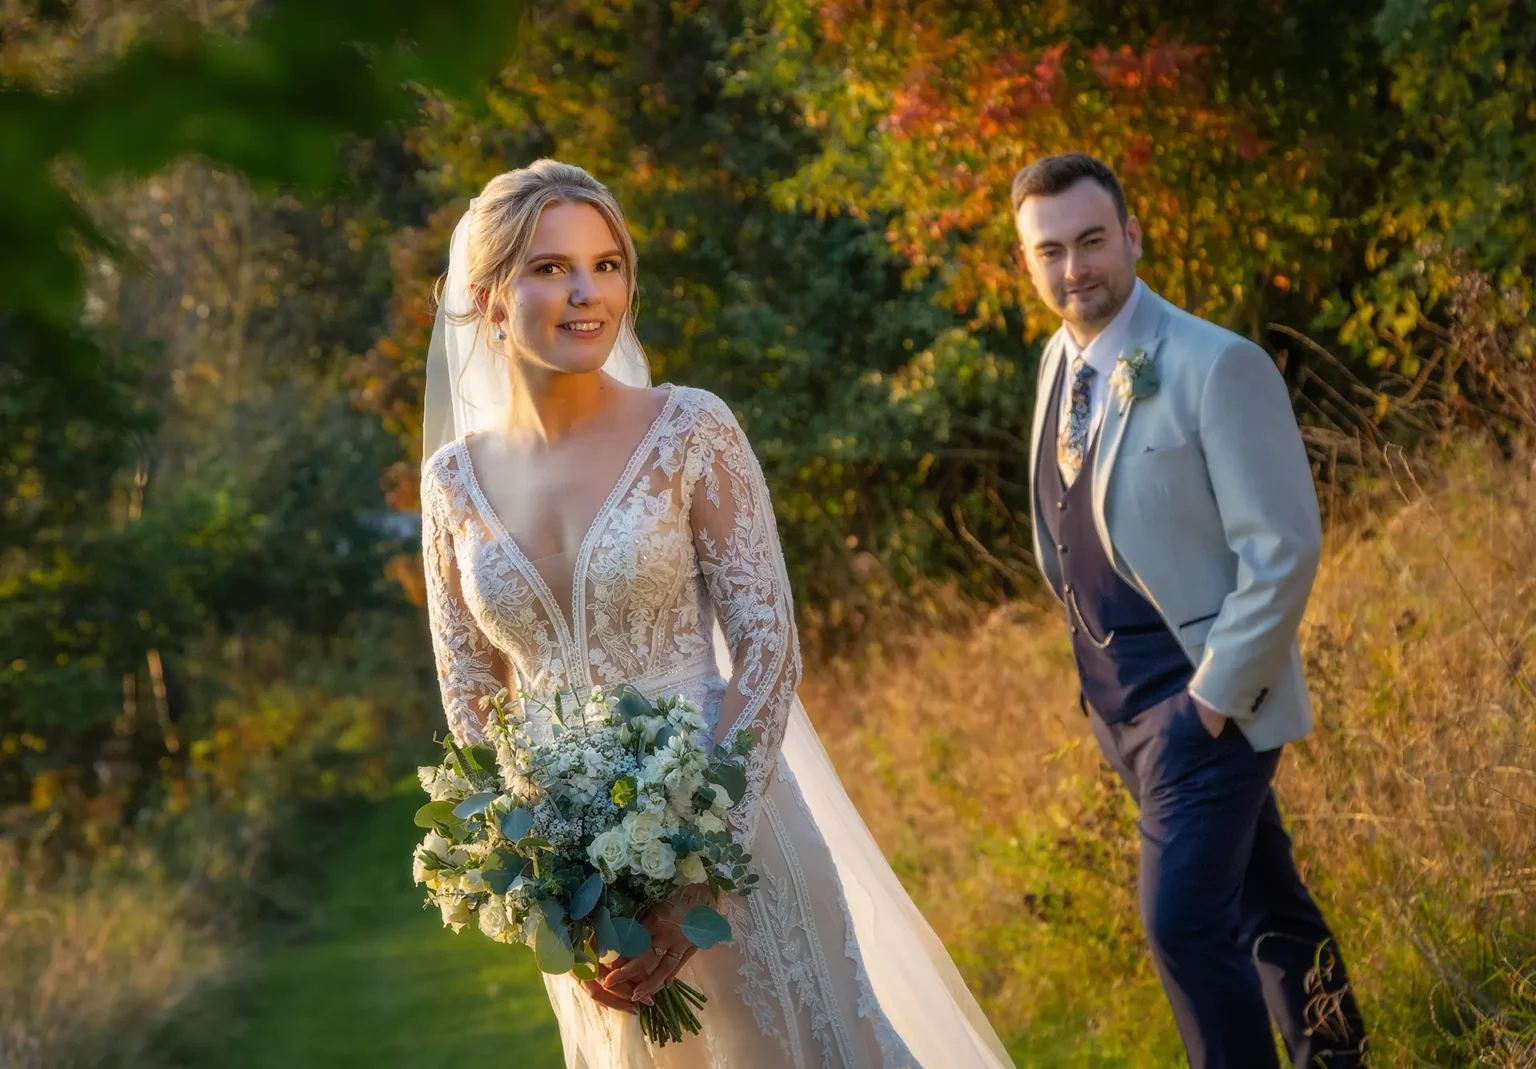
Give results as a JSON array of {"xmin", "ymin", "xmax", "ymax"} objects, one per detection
[{"xmin": 1011, "ymin": 153, "xmax": 1129, "ymax": 227}]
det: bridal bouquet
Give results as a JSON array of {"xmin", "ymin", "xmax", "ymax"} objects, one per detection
[{"xmin": 411, "ymin": 683, "xmax": 758, "ymax": 1045}]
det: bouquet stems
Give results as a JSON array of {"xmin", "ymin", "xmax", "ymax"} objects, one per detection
[{"xmin": 637, "ymin": 979, "xmax": 708, "ymax": 1046}]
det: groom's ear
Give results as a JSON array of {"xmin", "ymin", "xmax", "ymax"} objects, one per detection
[{"xmin": 1125, "ymin": 216, "xmax": 1144, "ymax": 260}]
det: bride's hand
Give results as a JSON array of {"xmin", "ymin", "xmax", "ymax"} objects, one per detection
[
  {"xmin": 600, "ymin": 887, "xmax": 713, "ymax": 1006},
  {"xmin": 582, "ymin": 962, "xmax": 641, "ymax": 1014}
]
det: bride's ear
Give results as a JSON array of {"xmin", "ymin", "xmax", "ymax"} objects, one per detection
[{"xmin": 473, "ymin": 286, "xmax": 507, "ymax": 325}]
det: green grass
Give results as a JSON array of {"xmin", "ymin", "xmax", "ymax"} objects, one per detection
[{"xmin": 146, "ymin": 793, "xmax": 563, "ymax": 1069}]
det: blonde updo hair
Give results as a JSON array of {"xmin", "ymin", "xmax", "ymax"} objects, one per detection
[{"xmin": 445, "ymin": 159, "xmax": 641, "ymax": 352}]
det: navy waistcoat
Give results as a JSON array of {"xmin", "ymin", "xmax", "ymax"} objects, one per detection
[{"xmin": 1037, "ymin": 363, "xmax": 1192, "ymax": 723}]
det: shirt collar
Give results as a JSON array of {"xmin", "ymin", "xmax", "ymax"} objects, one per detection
[{"xmin": 1061, "ymin": 278, "xmax": 1145, "ymax": 375}]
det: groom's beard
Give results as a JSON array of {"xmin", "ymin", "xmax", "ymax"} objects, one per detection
[{"xmin": 1059, "ymin": 276, "xmax": 1132, "ymax": 334}]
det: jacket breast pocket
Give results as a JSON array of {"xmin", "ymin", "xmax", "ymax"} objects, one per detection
[{"xmin": 1120, "ymin": 439, "xmax": 1204, "ymax": 510}]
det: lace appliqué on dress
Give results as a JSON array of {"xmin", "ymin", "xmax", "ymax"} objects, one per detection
[{"xmin": 420, "ymin": 387, "xmax": 917, "ymax": 1068}]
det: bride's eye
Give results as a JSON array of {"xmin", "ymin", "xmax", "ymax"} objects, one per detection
[
  {"xmin": 597, "ymin": 259, "xmax": 623, "ymax": 274},
  {"xmin": 531, "ymin": 261, "xmax": 564, "ymax": 275}
]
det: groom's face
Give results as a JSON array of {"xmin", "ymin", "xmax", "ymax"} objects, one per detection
[{"xmin": 1015, "ymin": 179, "xmax": 1142, "ymax": 337}]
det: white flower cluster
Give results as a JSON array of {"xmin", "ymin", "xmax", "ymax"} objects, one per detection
[
  {"xmin": 417, "ymin": 764, "xmax": 471, "ymax": 802},
  {"xmin": 583, "ymin": 695, "xmax": 731, "ymax": 886},
  {"xmin": 411, "ymin": 828, "xmax": 501, "ymax": 934},
  {"xmin": 411, "ymin": 684, "xmax": 753, "ymax": 960}
]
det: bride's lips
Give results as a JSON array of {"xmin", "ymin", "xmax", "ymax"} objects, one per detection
[{"xmin": 558, "ymin": 319, "xmax": 606, "ymax": 336}]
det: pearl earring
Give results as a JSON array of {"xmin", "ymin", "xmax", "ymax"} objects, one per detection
[{"xmin": 494, "ymin": 326, "xmax": 506, "ymax": 341}]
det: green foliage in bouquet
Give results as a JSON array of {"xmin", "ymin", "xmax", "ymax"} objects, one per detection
[{"xmin": 411, "ymin": 684, "xmax": 760, "ymax": 1045}]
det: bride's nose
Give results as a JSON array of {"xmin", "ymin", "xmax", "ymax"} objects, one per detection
[{"xmin": 567, "ymin": 268, "xmax": 597, "ymax": 306}]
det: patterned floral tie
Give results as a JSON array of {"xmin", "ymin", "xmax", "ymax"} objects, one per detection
[{"xmin": 1056, "ymin": 356, "xmax": 1096, "ymax": 488}]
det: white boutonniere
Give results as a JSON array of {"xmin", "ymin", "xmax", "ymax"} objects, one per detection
[{"xmin": 1110, "ymin": 347, "xmax": 1159, "ymax": 412}]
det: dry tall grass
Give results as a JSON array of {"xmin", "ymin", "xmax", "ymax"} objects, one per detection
[
  {"xmin": 802, "ymin": 441, "xmax": 1536, "ymax": 1067},
  {"xmin": 0, "ymin": 853, "xmax": 224, "ymax": 1069},
  {"xmin": 6, "ymin": 445, "xmax": 1532, "ymax": 1068}
]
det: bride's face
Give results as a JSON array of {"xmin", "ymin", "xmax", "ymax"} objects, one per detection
[{"xmin": 499, "ymin": 201, "xmax": 630, "ymax": 376}]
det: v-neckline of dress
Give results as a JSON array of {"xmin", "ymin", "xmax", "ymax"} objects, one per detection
[{"xmin": 454, "ymin": 383, "xmax": 679, "ymax": 686}]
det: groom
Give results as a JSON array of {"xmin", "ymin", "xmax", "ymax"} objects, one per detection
[{"xmin": 1013, "ymin": 152, "xmax": 1368, "ymax": 1068}]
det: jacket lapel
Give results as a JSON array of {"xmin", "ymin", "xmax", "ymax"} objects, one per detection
[
  {"xmin": 1090, "ymin": 288, "xmax": 1170, "ymax": 575},
  {"xmin": 1028, "ymin": 328, "xmax": 1069, "ymax": 492},
  {"xmin": 1028, "ymin": 327, "xmax": 1070, "ymax": 595}
]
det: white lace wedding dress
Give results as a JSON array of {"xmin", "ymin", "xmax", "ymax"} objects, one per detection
[{"xmin": 421, "ymin": 383, "xmax": 1014, "ymax": 1068}]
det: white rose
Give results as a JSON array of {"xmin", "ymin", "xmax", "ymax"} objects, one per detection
[
  {"xmin": 412, "ymin": 854, "xmax": 429, "ymax": 886},
  {"xmin": 588, "ymin": 827, "xmax": 631, "ymax": 874},
  {"xmin": 623, "ymin": 810, "xmax": 665, "ymax": 850},
  {"xmin": 477, "ymin": 896, "xmax": 510, "ymax": 939},
  {"xmin": 460, "ymin": 868, "xmax": 487, "ymax": 894},
  {"xmin": 676, "ymin": 852, "xmax": 708, "ymax": 885},
  {"xmin": 638, "ymin": 839, "xmax": 677, "ymax": 881},
  {"xmin": 421, "ymin": 829, "xmax": 450, "ymax": 857},
  {"xmin": 440, "ymin": 896, "xmax": 472, "ymax": 932},
  {"xmin": 707, "ymin": 783, "xmax": 734, "ymax": 812},
  {"xmin": 695, "ymin": 811, "xmax": 726, "ymax": 835}
]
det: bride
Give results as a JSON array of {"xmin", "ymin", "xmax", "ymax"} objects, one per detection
[{"xmin": 419, "ymin": 158, "xmax": 1014, "ymax": 1069}]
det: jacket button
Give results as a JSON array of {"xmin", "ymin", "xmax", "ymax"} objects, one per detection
[
  {"xmin": 1058, "ymin": 543, "xmax": 1069, "ymax": 554},
  {"xmin": 1064, "ymin": 584, "xmax": 1073, "ymax": 594},
  {"xmin": 1070, "ymin": 626, "xmax": 1080, "ymax": 636},
  {"xmin": 1057, "ymin": 501, "xmax": 1066, "ymax": 510}
]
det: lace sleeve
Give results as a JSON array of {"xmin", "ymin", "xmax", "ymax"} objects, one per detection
[
  {"xmin": 687, "ymin": 395, "xmax": 803, "ymax": 840},
  {"xmin": 421, "ymin": 453, "xmax": 510, "ymax": 745}
]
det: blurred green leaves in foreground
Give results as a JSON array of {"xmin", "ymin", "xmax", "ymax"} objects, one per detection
[{"xmin": 1, "ymin": 0, "xmax": 522, "ymax": 839}]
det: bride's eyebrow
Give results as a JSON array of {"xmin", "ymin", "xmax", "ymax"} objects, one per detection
[{"xmin": 525, "ymin": 249, "xmax": 625, "ymax": 263}]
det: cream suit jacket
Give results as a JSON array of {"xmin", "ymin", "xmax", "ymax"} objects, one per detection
[{"xmin": 1028, "ymin": 285, "xmax": 1322, "ymax": 751}]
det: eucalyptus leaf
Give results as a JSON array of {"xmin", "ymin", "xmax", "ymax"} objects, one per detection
[
  {"xmin": 540, "ymin": 897, "xmax": 567, "ymax": 929},
  {"xmin": 593, "ymin": 906, "xmax": 620, "ymax": 956},
  {"xmin": 413, "ymin": 800, "xmax": 458, "ymax": 830},
  {"xmin": 452, "ymin": 791, "xmax": 497, "ymax": 820},
  {"xmin": 653, "ymin": 724, "xmax": 680, "ymax": 751},
  {"xmin": 614, "ymin": 685, "xmax": 651, "ymax": 724},
  {"xmin": 679, "ymin": 905, "xmax": 733, "ymax": 949},
  {"xmin": 708, "ymin": 761, "xmax": 747, "ymax": 807},
  {"xmin": 610, "ymin": 916, "xmax": 652, "ymax": 958},
  {"xmin": 467, "ymin": 742, "xmax": 498, "ymax": 773},
  {"xmin": 484, "ymin": 860, "xmax": 530, "ymax": 895},
  {"xmin": 569, "ymin": 873, "xmax": 604, "ymax": 920},
  {"xmin": 571, "ymin": 959, "xmax": 599, "ymax": 982},
  {"xmin": 534, "ymin": 914, "xmax": 575, "ymax": 974},
  {"xmin": 499, "ymin": 807, "xmax": 534, "ymax": 842}
]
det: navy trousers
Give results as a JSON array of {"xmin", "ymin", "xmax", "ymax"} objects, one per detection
[{"xmin": 1090, "ymin": 691, "xmax": 1367, "ymax": 1068}]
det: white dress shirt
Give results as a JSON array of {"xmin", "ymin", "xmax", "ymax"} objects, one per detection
[{"xmin": 1056, "ymin": 278, "xmax": 1146, "ymax": 450}]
